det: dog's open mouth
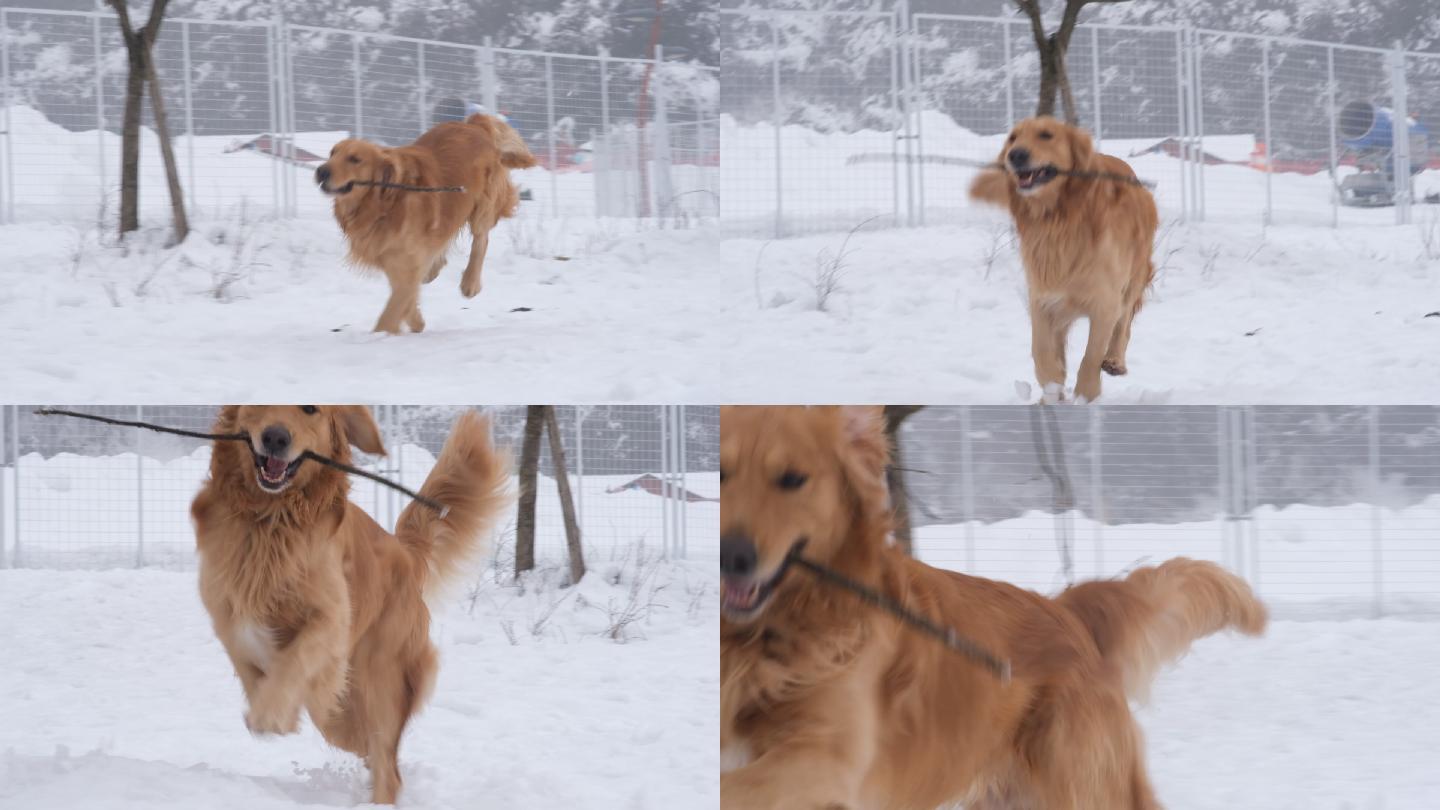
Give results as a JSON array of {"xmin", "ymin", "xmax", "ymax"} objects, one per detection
[
  {"xmin": 251, "ymin": 450, "xmax": 302, "ymax": 492},
  {"xmin": 1013, "ymin": 165, "xmax": 1059, "ymax": 192},
  {"xmin": 722, "ymin": 571, "xmax": 780, "ymax": 621},
  {"xmin": 320, "ymin": 181, "xmax": 355, "ymax": 196}
]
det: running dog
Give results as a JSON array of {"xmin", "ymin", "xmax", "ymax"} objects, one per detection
[
  {"xmin": 720, "ymin": 405, "xmax": 1266, "ymax": 810},
  {"xmin": 191, "ymin": 405, "xmax": 510, "ymax": 803},
  {"xmin": 970, "ymin": 117, "xmax": 1158, "ymax": 402},
  {"xmin": 316, "ymin": 114, "xmax": 537, "ymax": 334}
]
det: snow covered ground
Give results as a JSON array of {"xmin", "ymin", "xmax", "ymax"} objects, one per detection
[
  {"xmin": 0, "ymin": 212, "xmax": 722, "ymax": 403},
  {"xmin": 718, "ymin": 214, "xmax": 1440, "ymax": 403},
  {"xmin": 0, "ymin": 556, "xmax": 718, "ymax": 810}
]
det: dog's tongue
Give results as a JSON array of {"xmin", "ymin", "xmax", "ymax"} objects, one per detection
[
  {"xmin": 264, "ymin": 456, "xmax": 288, "ymax": 479},
  {"xmin": 722, "ymin": 579, "xmax": 758, "ymax": 610}
]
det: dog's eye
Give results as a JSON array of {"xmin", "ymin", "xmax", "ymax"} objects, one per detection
[
  {"xmin": 300, "ymin": 405, "xmax": 319, "ymax": 415},
  {"xmin": 1039, "ymin": 130, "xmax": 1053, "ymax": 140},
  {"xmin": 776, "ymin": 471, "xmax": 808, "ymax": 491},
  {"xmin": 720, "ymin": 469, "xmax": 729, "ymax": 484},
  {"xmin": 1007, "ymin": 133, "xmax": 1016, "ymax": 143},
  {"xmin": 347, "ymin": 155, "xmax": 361, "ymax": 164}
]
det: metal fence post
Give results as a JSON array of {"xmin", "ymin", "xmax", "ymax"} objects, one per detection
[
  {"xmin": 1090, "ymin": 26, "xmax": 1102, "ymax": 150},
  {"xmin": 266, "ymin": 22, "xmax": 280, "ymax": 217},
  {"xmin": 10, "ymin": 404, "xmax": 19, "ymax": 568},
  {"xmin": 653, "ymin": 44, "xmax": 673, "ymax": 216},
  {"xmin": 481, "ymin": 37, "xmax": 497, "ymax": 114},
  {"xmin": 1391, "ymin": 45, "xmax": 1411, "ymax": 225},
  {"xmin": 282, "ymin": 19, "xmax": 297, "ymax": 217},
  {"xmin": 1244, "ymin": 406, "xmax": 1261, "ymax": 592},
  {"xmin": 1090, "ymin": 405, "xmax": 1104, "ymax": 577},
  {"xmin": 182, "ymin": 20, "xmax": 196, "ymax": 216},
  {"xmin": 1192, "ymin": 27, "xmax": 1206, "ymax": 221},
  {"xmin": 1174, "ymin": 28, "xmax": 1188, "ymax": 222},
  {"xmin": 1002, "ymin": 19, "xmax": 1015, "ymax": 129},
  {"xmin": 1261, "ymin": 39, "xmax": 1273, "ymax": 226},
  {"xmin": 1369, "ymin": 405, "xmax": 1383, "ymax": 617},
  {"xmin": 770, "ymin": 15, "xmax": 783, "ymax": 238},
  {"xmin": 679, "ymin": 404, "xmax": 688, "ymax": 559},
  {"xmin": 1218, "ymin": 407, "xmax": 1231, "ymax": 568},
  {"xmin": 659, "ymin": 405, "xmax": 671, "ymax": 559},
  {"xmin": 959, "ymin": 405, "xmax": 976, "ymax": 572},
  {"xmin": 888, "ymin": 12, "xmax": 901, "ymax": 227},
  {"xmin": 913, "ymin": 19, "xmax": 926, "ymax": 226},
  {"xmin": 1, "ymin": 8, "xmax": 10, "ymax": 224},
  {"xmin": 135, "ymin": 405, "xmax": 145, "ymax": 568},
  {"xmin": 353, "ymin": 34, "xmax": 363, "ymax": 138},
  {"xmin": 417, "ymin": 41, "xmax": 427, "ymax": 137},
  {"xmin": 1327, "ymin": 46, "xmax": 1338, "ymax": 228},
  {"xmin": 0, "ymin": 403, "xmax": 7, "ymax": 568},
  {"xmin": 544, "ymin": 53, "xmax": 557, "ymax": 217},
  {"xmin": 93, "ymin": 10, "xmax": 107, "ymax": 217}
]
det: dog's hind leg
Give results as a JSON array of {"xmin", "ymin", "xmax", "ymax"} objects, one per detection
[
  {"xmin": 364, "ymin": 639, "xmax": 436, "ymax": 805},
  {"xmin": 374, "ymin": 269, "xmax": 422, "ymax": 335},
  {"xmin": 1028, "ymin": 685, "xmax": 1160, "ymax": 810},
  {"xmin": 459, "ymin": 213, "xmax": 494, "ymax": 299}
]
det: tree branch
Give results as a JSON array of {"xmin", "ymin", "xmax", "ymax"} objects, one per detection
[
  {"xmin": 143, "ymin": 0, "xmax": 171, "ymax": 42},
  {"xmin": 1011, "ymin": 0, "xmax": 1051, "ymax": 58}
]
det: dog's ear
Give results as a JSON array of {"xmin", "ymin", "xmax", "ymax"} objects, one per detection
[
  {"xmin": 834, "ymin": 406, "xmax": 891, "ymax": 522},
  {"xmin": 1068, "ymin": 124, "xmax": 1096, "ymax": 170},
  {"xmin": 335, "ymin": 406, "xmax": 386, "ymax": 457},
  {"xmin": 377, "ymin": 151, "xmax": 402, "ymax": 197}
]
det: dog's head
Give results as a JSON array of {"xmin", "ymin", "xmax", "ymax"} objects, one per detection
[
  {"xmin": 217, "ymin": 405, "xmax": 385, "ymax": 495},
  {"xmin": 719, "ymin": 406, "xmax": 891, "ymax": 625},
  {"xmin": 998, "ymin": 116, "xmax": 1095, "ymax": 200},
  {"xmin": 315, "ymin": 139, "xmax": 393, "ymax": 197}
]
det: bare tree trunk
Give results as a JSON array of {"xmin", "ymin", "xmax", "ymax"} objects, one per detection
[
  {"xmin": 143, "ymin": 55, "xmax": 189, "ymax": 244},
  {"xmin": 543, "ymin": 406, "xmax": 586, "ymax": 585},
  {"xmin": 108, "ymin": 0, "xmax": 187, "ymax": 242},
  {"xmin": 514, "ymin": 405, "xmax": 545, "ymax": 577},
  {"xmin": 117, "ymin": 42, "xmax": 145, "ymax": 236},
  {"xmin": 1014, "ymin": 0, "xmax": 1116, "ymax": 125},
  {"xmin": 883, "ymin": 405, "xmax": 924, "ymax": 556}
]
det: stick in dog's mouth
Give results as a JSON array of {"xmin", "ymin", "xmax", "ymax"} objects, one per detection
[
  {"xmin": 1013, "ymin": 165, "xmax": 1059, "ymax": 193},
  {"xmin": 251, "ymin": 448, "xmax": 303, "ymax": 492},
  {"xmin": 320, "ymin": 181, "xmax": 355, "ymax": 196}
]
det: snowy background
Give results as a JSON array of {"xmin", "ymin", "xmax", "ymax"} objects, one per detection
[{"xmin": 0, "ymin": 403, "xmax": 720, "ymax": 810}]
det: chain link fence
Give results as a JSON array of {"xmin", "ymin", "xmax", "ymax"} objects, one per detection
[
  {"xmin": 720, "ymin": 8, "xmax": 1440, "ymax": 236},
  {"xmin": 0, "ymin": 404, "xmax": 718, "ymax": 572},
  {"xmin": 895, "ymin": 405, "xmax": 1440, "ymax": 619},
  {"xmin": 0, "ymin": 8, "xmax": 719, "ymax": 224}
]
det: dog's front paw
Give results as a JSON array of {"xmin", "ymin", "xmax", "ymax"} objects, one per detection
[
  {"xmin": 245, "ymin": 688, "xmax": 301, "ymax": 736},
  {"xmin": 460, "ymin": 276, "xmax": 482, "ymax": 298},
  {"xmin": 1101, "ymin": 358, "xmax": 1127, "ymax": 376}
]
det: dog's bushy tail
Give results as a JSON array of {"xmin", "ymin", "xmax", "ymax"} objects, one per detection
[
  {"xmin": 465, "ymin": 113, "xmax": 538, "ymax": 170},
  {"xmin": 395, "ymin": 410, "xmax": 512, "ymax": 596},
  {"xmin": 1058, "ymin": 558, "xmax": 1267, "ymax": 700}
]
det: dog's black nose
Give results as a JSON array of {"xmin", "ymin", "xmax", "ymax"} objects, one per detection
[
  {"xmin": 314, "ymin": 165, "xmax": 331, "ymax": 184},
  {"xmin": 261, "ymin": 425, "xmax": 292, "ymax": 456},
  {"xmin": 1008, "ymin": 147, "xmax": 1030, "ymax": 168},
  {"xmin": 720, "ymin": 533, "xmax": 758, "ymax": 577}
]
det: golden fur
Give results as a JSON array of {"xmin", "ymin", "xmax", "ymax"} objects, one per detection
[
  {"xmin": 970, "ymin": 117, "xmax": 1159, "ymax": 402},
  {"xmin": 719, "ymin": 406, "xmax": 1266, "ymax": 810},
  {"xmin": 316, "ymin": 114, "xmax": 538, "ymax": 334},
  {"xmin": 191, "ymin": 406, "xmax": 510, "ymax": 804}
]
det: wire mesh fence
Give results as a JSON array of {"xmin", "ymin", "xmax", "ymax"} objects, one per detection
[
  {"xmin": 896, "ymin": 405, "xmax": 1440, "ymax": 619},
  {"xmin": 0, "ymin": 404, "xmax": 718, "ymax": 572},
  {"xmin": 0, "ymin": 8, "xmax": 719, "ymax": 224},
  {"xmin": 720, "ymin": 8, "xmax": 1439, "ymax": 236}
]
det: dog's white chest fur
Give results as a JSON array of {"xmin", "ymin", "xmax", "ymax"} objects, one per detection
[
  {"xmin": 720, "ymin": 742, "xmax": 752, "ymax": 772},
  {"xmin": 233, "ymin": 621, "xmax": 276, "ymax": 671}
]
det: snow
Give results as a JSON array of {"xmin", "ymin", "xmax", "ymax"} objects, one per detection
[{"xmin": 0, "ymin": 559, "xmax": 719, "ymax": 810}]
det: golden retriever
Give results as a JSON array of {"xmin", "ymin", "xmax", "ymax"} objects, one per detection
[
  {"xmin": 719, "ymin": 405, "xmax": 1266, "ymax": 810},
  {"xmin": 316, "ymin": 114, "xmax": 537, "ymax": 334},
  {"xmin": 191, "ymin": 406, "xmax": 510, "ymax": 804},
  {"xmin": 970, "ymin": 117, "xmax": 1159, "ymax": 402}
]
